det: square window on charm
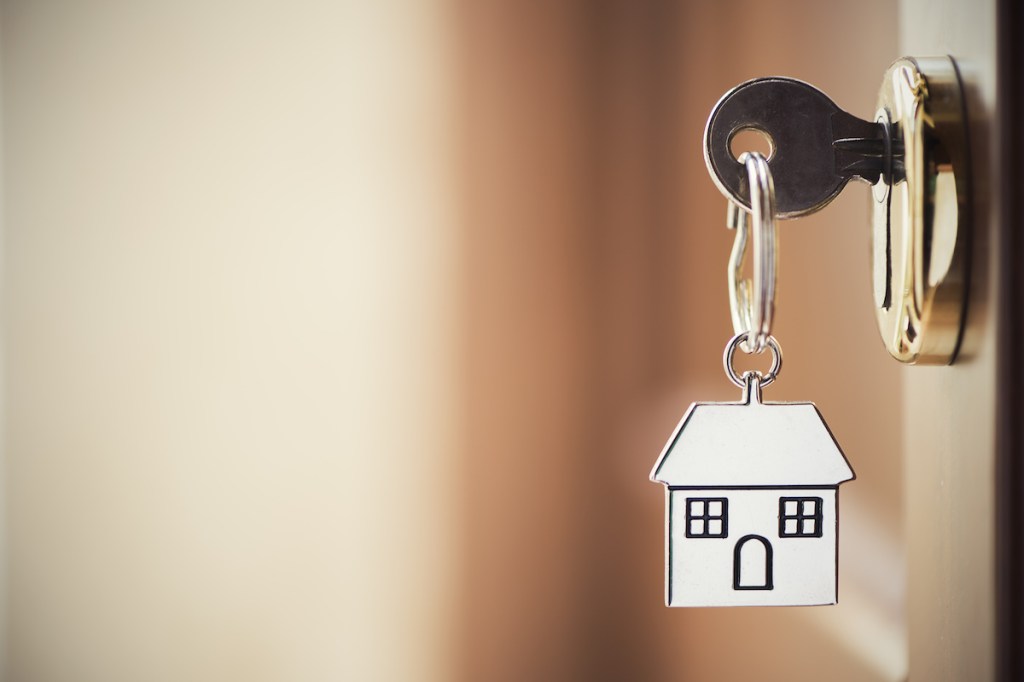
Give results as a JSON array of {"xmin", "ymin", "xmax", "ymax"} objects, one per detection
[
  {"xmin": 779, "ymin": 496, "xmax": 823, "ymax": 538},
  {"xmin": 685, "ymin": 497, "xmax": 728, "ymax": 538}
]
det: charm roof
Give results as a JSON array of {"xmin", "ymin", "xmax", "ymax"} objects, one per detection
[{"xmin": 650, "ymin": 394, "xmax": 855, "ymax": 487}]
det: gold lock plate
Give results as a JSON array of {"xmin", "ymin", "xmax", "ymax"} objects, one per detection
[{"xmin": 871, "ymin": 56, "xmax": 971, "ymax": 364}]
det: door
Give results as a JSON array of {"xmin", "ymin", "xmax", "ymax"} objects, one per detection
[
  {"xmin": 901, "ymin": 0, "xmax": 1014, "ymax": 680},
  {"xmin": 734, "ymin": 535, "xmax": 773, "ymax": 590}
]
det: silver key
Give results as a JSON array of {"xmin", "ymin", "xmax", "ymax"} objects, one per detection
[{"xmin": 704, "ymin": 77, "xmax": 889, "ymax": 219}]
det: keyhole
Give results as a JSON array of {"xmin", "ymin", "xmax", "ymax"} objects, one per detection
[{"xmin": 730, "ymin": 127, "xmax": 774, "ymax": 161}]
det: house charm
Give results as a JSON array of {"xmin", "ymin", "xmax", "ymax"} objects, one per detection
[{"xmin": 650, "ymin": 378, "xmax": 854, "ymax": 607}]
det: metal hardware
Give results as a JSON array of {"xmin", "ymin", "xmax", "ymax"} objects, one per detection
[
  {"xmin": 651, "ymin": 332, "xmax": 853, "ymax": 607},
  {"xmin": 723, "ymin": 332, "xmax": 783, "ymax": 388},
  {"xmin": 704, "ymin": 56, "xmax": 971, "ymax": 365},
  {"xmin": 705, "ymin": 77, "xmax": 887, "ymax": 219},
  {"xmin": 727, "ymin": 152, "xmax": 777, "ymax": 353},
  {"xmin": 871, "ymin": 57, "xmax": 970, "ymax": 364}
]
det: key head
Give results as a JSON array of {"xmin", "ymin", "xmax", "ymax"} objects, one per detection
[{"xmin": 705, "ymin": 77, "xmax": 884, "ymax": 219}]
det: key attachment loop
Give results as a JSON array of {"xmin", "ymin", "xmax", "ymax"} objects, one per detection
[
  {"xmin": 724, "ymin": 332, "xmax": 783, "ymax": 389},
  {"xmin": 728, "ymin": 152, "xmax": 777, "ymax": 353}
]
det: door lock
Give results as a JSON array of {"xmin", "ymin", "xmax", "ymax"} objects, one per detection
[{"xmin": 704, "ymin": 56, "xmax": 971, "ymax": 365}]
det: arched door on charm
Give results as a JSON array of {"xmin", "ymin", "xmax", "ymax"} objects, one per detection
[{"xmin": 733, "ymin": 534, "xmax": 773, "ymax": 590}]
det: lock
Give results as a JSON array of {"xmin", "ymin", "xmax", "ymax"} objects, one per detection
[
  {"xmin": 871, "ymin": 57, "xmax": 970, "ymax": 364},
  {"xmin": 704, "ymin": 56, "xmax": 971, "ymax": 365}
]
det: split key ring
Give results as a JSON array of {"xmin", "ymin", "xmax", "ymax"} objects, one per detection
[{"xmin": 727, "ymin": 151, "xmax": 777, "ymax": 355}]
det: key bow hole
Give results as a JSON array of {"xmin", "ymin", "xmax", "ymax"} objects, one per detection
[{"xmin": 730, "ymin": 127, "xmax": 775, "ymax": 162}]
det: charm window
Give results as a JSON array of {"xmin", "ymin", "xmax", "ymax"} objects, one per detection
[
  {"xmin": 685, "ymin": 497, "xmax": 728, "ymax": 538},
  {"xmin": 778, "ymin": 496, "xmax": 823, "ymax": 537}
]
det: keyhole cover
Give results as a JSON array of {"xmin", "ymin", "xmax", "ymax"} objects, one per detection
[{"xmin": 871, "ymin": 56, "xmax": 971, "ymax": 364}]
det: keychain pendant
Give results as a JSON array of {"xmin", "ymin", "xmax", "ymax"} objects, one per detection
[
  {"xmin": 654, "ymin": 152, "xmax": 855, "ymax": 607},
  {"xmin": 650, "ymin": 334, "xmax": 854, "ymax": 607}
]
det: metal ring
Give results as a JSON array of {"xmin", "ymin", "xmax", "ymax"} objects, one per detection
[
  {"xmin": 723, "ymin": 332, "xmax": 783, "ymax": 388},
  {"xmin": 727, "ymin": 152, "xmax": 777, "ymax": 353}
]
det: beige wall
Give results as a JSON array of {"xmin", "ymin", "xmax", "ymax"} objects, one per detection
[{"xmin": 3, "ymin": 2, "xmax": 458, "ymax": 680}]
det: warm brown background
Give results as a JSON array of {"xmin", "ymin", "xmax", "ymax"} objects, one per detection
[
  {"xmin": 457, "ymin": 2, "xmax": 901, "ymax": 680},
  {"xmin": 1, "ymin": 1, "xmax": 902, "ymax": 680}
]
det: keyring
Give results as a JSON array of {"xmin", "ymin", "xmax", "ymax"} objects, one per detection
[
  {"xmin": 727, "ymin": 151, "xmax": 777, "ymax": 353},
  {"xmin": 723, "ymin": 331, "xmax": 782, "ymax": 388}
]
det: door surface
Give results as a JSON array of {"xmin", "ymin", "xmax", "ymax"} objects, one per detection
[{"xmin": 901, "ymin": 0, "xmax": 1010, "ymax": 679}]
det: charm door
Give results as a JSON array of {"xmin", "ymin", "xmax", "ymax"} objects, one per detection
[{"xmin": 733, "ymin": 535, "xmax": 773, "ymax": 591}]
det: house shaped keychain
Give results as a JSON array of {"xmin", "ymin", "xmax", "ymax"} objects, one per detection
[
  {"xmin": 651, "ymin": 152, "xmax": 854, "ymax": 607},
  {"xmin": 649, "ymin": 368, "xmax": 854, "ymax": 607}
]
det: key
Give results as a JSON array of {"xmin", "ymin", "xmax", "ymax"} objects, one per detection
[{"xmin": 704, "ymin": 77, "xmax": 890, "ymax": 219}]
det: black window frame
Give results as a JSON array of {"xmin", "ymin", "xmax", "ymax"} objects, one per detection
[
  {"xmin": 778, "ymin": 496, "xmax": 823, "ymax": 538},
  {"xmin": 685, "ymin": 497, "xmax": 728, "ymax": 538}
]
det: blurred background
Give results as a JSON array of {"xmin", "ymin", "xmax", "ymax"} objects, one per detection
[{"xmin": 0, "ymin": 1, "xmax": 904, "ymax": 680}]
